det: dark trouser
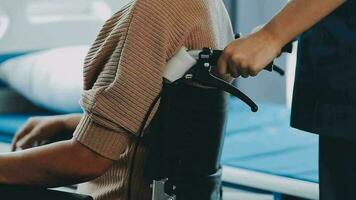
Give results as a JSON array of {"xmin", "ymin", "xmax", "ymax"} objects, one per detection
[{"xmin": 319, "ymin": 135, "xmax": 356, "ymax": 200}]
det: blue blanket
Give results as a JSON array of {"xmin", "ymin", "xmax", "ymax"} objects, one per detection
[{"xmin": 222, "ymin": 100, "xmax": 318, "ymax": 183}]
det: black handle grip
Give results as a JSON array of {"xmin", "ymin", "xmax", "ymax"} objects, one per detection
[
  {"xmin": 265, "ymin": 63, "xmax": 285, "ymax": 76},
  {"xmin": 282, "ymin": 42, "xmax": 293, "ymax": 53},
  {"xmin": 264, "ymin": 41, "xmax": 292, "ymax": 75}
]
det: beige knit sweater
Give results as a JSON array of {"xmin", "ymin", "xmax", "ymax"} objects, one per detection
[{"xmin": 73, "ymin": 0, "xmax": 233, "ymax": 199}]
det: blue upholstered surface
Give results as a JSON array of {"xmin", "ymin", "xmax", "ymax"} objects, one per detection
[
  {"xmin": 222, "ymin": 100, "xmax": 319, "ymax": 183},
  {"xmin": 0, "ymin": 98, "xmax": 319, "ymax": 183}
]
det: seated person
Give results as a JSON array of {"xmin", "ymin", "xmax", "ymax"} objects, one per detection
[{"xmin": 5, "ymin": 0, "xmax": 234, "ymax": 199}]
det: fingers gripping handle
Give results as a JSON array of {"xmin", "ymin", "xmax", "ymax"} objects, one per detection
[
  {"xmin": 235, "ymin": 33, "xmax": 293, "ymax": 75},
  {"xmin": 208, "ymin": 49, "xmax": 286, "ymax": 76}
]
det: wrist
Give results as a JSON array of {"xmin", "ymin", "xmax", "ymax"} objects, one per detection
[
  {"xmin": 0, "ymin": 156, "xmax": 9, "ymax": 184},
  {"xmin": 256, "ymin": 27, "xmax": 284, "ymax": 54},
  {"xmin": 62, "ymin": 114, "xmax": 82, "ymax": 132}
]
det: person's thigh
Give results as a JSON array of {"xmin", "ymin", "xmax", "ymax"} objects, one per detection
[{"xmin": 319, "ymin": 135, "xmax": 356, "ymax": 200}]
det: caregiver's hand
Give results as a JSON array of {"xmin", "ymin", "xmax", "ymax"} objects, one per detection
[
  {"xmin": 217, "ymin": 30, "xmax": 282, "ymax": 78},
  {"xmin": 11, "ymin": 114, "xmax": 82, "ymax": 151},
  {"xmin": 217, "ymin": 0, "xmax": 346, "ymax": 78}
]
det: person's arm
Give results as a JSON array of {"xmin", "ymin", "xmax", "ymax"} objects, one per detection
[
  {"xmin": 218, "ymin": 0, "xmax": 346, "ymax": 77},
  {"xmin": 11, "ymin": 114, "xmax": 82, "ymax": 151},
  {"xmin": 4, "ymin": 114, "xmax": 113, "ymax": 187},
  {"xmin": 0, "ymin": 139, "xmax": 113, "ymax": 187}
]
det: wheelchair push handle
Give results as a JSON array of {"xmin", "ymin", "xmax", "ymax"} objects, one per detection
[
  {"xmin": 164, "ymin": 33, "xmax": 294, "ymax": 112},
  {"xmin": 183, "ymin": 37, "xmax": 294, "ymax": 112}
]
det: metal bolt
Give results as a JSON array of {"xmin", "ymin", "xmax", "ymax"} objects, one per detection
[
  {"xmin": 185, "ymin": 74, "xmax": 193, "ymax": 79},
  {"xmin": 204, "ymin": 63, "xmax": 210, "ymax": 68},
  {"xmin": 201, "ymin": 54, "xmax": 209, "ymax": 59}
]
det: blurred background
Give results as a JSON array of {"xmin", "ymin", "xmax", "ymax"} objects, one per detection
[
  {"xmin": 224, "ymin": 0, "xmax": 296, "ymax": 106},
  {"xmin": 0, "ymin": 1, "xmax": 317, "ymax": 200}
]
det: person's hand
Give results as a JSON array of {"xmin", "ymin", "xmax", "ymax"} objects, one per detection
[
  {"xmin": 218, "ymin": 29, "xmax": 283, "ymax": 78},
  {"xmin": 11, "ymin": 114, "xmax": 81, "ymax": 151}
]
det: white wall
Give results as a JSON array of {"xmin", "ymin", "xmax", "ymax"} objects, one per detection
[
  {"xmin": 0, "ymin": 0, "xmax": 298, "ymax": 104},
  {"xmin": 225, "ymin": 0, "xmax": 293, "ymax": 104},
  {"xmin": 0, "ymin": 0, "xmax": 130, "ymax": 53}
]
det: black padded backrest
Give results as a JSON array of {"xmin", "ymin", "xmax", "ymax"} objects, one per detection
[{"xmin": 143, "ymin": 80, "xmax": 228, "ymax": 200}]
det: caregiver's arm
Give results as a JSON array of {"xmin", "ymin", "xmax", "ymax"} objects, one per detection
[
  {"xmin": 218, "ymin": 0, "xmax": 346, "ymax": 77},
  {"xmin": 0, "ymin": 139, "xmax": 113, "ymax": 187}
]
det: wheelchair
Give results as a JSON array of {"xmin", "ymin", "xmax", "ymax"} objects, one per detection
[{"xmin": 0, "ymin": 42, "xmax": 292, "ymax": 200}]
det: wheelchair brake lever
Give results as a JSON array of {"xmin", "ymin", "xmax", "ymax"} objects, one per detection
[
  {"xmin": 184, "ymin": 48, "xmax": 259, "ymax": 112},
  {"xmin": 196, "ymin": 69, "xmax": 259, "ymax": 112}
]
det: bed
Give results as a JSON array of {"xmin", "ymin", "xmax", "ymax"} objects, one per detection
[
  {"xmin": 0, "ymin": 0, "xmax": 128, "ymax": 140},
  {"xmin": 222, "ymin": 100, "xmax": 319, "ymax": 200}
]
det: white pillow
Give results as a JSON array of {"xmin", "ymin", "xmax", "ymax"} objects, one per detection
[{"xmin": 0, "ymin": 46, "xmax": 89, "ymax": 113}]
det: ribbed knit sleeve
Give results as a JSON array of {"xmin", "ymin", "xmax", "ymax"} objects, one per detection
[{"xmin": 73, "ymin": 0, "xmax": 212, "ymax": 160}]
